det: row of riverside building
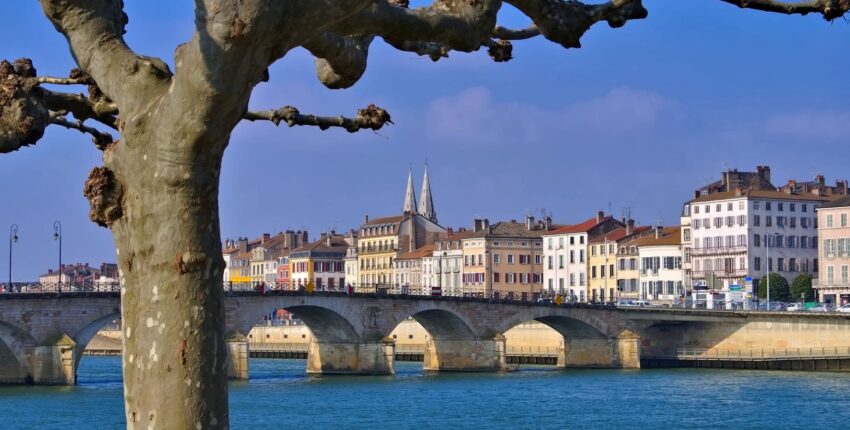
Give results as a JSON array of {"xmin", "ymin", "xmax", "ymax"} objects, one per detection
[{"xmin": 222, "ymin": 164, "xmax": 850, "ymax": 306}]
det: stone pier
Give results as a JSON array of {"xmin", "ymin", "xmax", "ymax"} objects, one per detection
[
  {"xmin": 306, "ymin": 338, "xmax": 395, "ymax": 375},
  {"xmin": 558, "ymin": 332, "xmax": 640, "ymax": 369},
  {"xmin": 423, "ymin": 335, "xmax": 507, "ymax": 372},
  {"xmin": 31, "ymin": 333, "xmax": 77, "ymax": 385},
  {"xmin": 226, "ymin": 333, "xmax": 250, "ymax": 380}
]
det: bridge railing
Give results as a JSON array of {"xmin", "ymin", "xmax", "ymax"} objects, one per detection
[
  {"xmin": 662, "ymin": 346, "xmax": 850, "ymax": 361},
  {"xmin": 0, "ymin": 281, "xmax": 120, "ymax": 294}
]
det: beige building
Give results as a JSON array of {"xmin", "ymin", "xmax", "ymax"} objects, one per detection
[
  {"xmin": 479, "ymin": 217, "xmax": 552, "ymax": 300},
  {"xmin": 816, "ymin": 196, "xmax": 850, "ymax": 305},
  {"xmin": 289, "ymin": 234, "xmax": 348, "ymax": 291}
]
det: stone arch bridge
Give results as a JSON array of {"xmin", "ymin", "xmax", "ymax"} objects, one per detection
[{"xmin": 1, "ymin": 291, "xmax": 849, "ymax": 385}]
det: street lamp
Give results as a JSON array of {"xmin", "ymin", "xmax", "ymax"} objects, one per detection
[
  {"xmin": 53, "ymin": 221, "xmax": 62, "ymax": 292},
  {"xmin": 9, "ymin": 224, "xmax": 18, "ymax": 289}
]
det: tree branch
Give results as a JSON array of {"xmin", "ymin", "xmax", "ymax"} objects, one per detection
[
  {"xmin": 41, "ymin": 89, "xmax": 119, "ymax": 129},
  {"xmin": 243, "ymin": 105, "xmax": 392, "ymax": 132},
  {"xmin": 718, "ymin": 0, "xmax": 850, "ymax": 20},
  {"xmin": 492, "ymin": 25, "xmax": 541, "ymax": 40},
  {"xmin": 49, "ymin": 112, "xmax": 115, "ymax": 150},
  {"xmin": 303, "ymin": 32, "xmax": 374, "ymax": 89},
  {"xmin": 39, "ymin": 0, "xmax": 171, "ymax": 111},
  {"xmin": 504, "ymin": 0, "xmax": 648, "ymax": 49}
]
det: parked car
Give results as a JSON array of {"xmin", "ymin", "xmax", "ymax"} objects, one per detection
[
  {"xmin": 617, "ymin": 300, "xmax": 654, "ymax": 308},
  {"xmin": 786, "ymin": 303, "xmax": 804, "ymax": 312},
  {"xmin": 836, "ymin": 304, "xmax": 850, "ymax": 314}
]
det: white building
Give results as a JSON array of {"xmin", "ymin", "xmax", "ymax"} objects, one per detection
[
  {"xmin": 343, "ymin": 232, "xmax": 359, "ymax": 289},
  {"xmin": 434, "ymin": 235, "xmax": 463, "ymax": 296},
  {"xmin": 542, "ymin": 212, "xmax": 623, "ymax": 302},
  {"xmin": 633, "ymin": 226, "xmax": 683, "ymax": 303},
  {"xmin": 686, "ymin": 189, "xmax": 830, "ymax": 293}
]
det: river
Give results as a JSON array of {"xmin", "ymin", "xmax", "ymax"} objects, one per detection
[{"xmin": 1, "ymin": 356, "xmax": 849, "ymax": 429}]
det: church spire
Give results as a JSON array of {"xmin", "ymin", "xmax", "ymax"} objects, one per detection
[
  {"xmin": 419, "ymin": 162, "xmax": 437, "ymax": 223},
  {"xmin": 402, "ymin": 166, "xmax": 417, "ymax": 214}
]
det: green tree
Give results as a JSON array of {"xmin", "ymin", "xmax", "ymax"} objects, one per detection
[
  {"xmin": 790, "ymin": 273, "xmax": 815, "ymax": 302},
  {"xmin": 758, "ymin": 273, "xmax": 791, "ymax": 301}
]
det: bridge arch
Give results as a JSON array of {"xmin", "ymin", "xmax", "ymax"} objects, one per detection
[
  {"xmin": 0, "ymin": 320, "xmax": 36, "ymax": 384},
  {"xmin": 70, "ymin": 311, "xmax": 122, "ymax": 375}
]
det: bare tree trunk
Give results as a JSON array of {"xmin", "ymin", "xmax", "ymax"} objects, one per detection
[{"xmin": 93, "ymin": 123, "xmax": 229, "ymax": 429}]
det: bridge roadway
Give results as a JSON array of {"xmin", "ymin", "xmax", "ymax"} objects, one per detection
[{"xmin": 1, "ymin": 289, "xmax": 849, "ymax": 384}]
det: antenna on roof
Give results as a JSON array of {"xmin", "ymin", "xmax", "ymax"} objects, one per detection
[{"xmin": 621, "ymin": 206, "xmax": 632, "ymax": 221}]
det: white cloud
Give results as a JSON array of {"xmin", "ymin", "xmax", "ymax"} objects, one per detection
[
  {"xmin": 423, "ymin": 86, "xmax": 672, "ymax": 146},
  {"xmin": 764, "ymin": 111, "xmax": 850, "ymax": 140}
]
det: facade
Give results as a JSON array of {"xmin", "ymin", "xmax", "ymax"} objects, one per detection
[
  {"xmin": 542, "ymin": 212, "xmax": 625, "ymax": 302},
  {"xmin": 816, "ymin": 196, "xmax": 850, "ymax": 305},
  {"xmin": 38, "ymin": 263, "xmax": 117, "ymax": 285},
  {"xmin": 433, "ymin": 233, "xmax": 466, "ymax": 297},
  {"xmin": 687, "ymin": 189, "xmax": 830, "ymax": 293},
  {"xmin": 356, "ymin": 167, "xmax": 445, "ymax": 290},
  {"xmin": 289, "ymin": 234, "xmax": 348, "ymax": 291},
  {"xmin": 394, "ymin": 245, "xmax": 433, "ymax": 294},
  {"xmin": 632, "ymin": 226, "xmax": 684, "ymax": 303},
  {"xmin": 683, "ymin": 165, "xmax": 847, "ymax": 296},
  {"xmin": 343, "ymin": 231, "xmax": 359, "ymax": 288},
  {"xmin": 461, "ymin": 233, "xmax": 488, "ymax": 296},
  {"xmin": 482, "ymin": 217, "xmax": 551, "ymax": 300},
  {"xmin": 586, "ymin": 223, "xmax": 651, "ymax": 302},
  {"xmin": 222, "ymin": 230, "xmax": 308, "ymax": 286},
  {"xmin": 275, "ymin": 254, "xmax": 291, "ymax": 289}
]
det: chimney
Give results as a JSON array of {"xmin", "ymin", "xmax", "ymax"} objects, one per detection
[
  {"xmin": 262, "ymin": 233, "xmax": 271, "ymax": 243},
  {"xmin": 327, "ymin": 236, "xmax": 332, "ymax": 247},
  {"xmin": 735, "ymin": 186, "xmax": 743, "ymax": 197},
  {"xmin": 446, "ymin": 227, "xmax": 454, "ymax": 236},
  {"xmin": 596, "ymin": 211, "xmax": 605, "ymax": 223},
  {"xmin": 655, "ymin": 226, "xmax": 662, "ymax": 239},
  {"xmin": 544, "ymin": 216, "xmax": 552, "ymax": 230},
  {"xmin": 473, "ymin": 219, "xmax": 483, "ymax": 232},
  {"xmin": 364, "ymin": 214, "xmax": 369, "ymax": 224},
  {"xmin": 816, "ymin": 174, "xmax": 825, "ymax": 186},
  {"xmin": 839, "ymin": 180, "xmax": 849, "ymax": 195},
  {"xmin": 626, "ymin": 219, "xmax": 635, "ymax": 236},
  {"xmin": 238, "ymin": 237, "xmax": 248, "ymax": 253},
  {"xmin": 757, "ymin": 165, "xmax": 771, "ymax": 184},
  {"xmin": 694, "ymin": 190, "xmax": 700, "ymax": 199},
  {"xmin": 483, "ymin": 219, "xmax": 490, "ymax": 233},
  {"xmin": 525, "ymin": 215, "xmax": 535, "ymax": 231}
]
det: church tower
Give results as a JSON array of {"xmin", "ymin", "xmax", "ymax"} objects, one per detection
[
  {"xmin": 418, "ymin": 162, "xmax": 437, "ymax": 223},
  {"xmin": 402, "ymin": 167, "xmax": 417, "ymax": 214}
]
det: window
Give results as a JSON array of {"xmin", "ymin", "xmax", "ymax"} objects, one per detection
[
  {"xmin": 754, "ymin": 201, "xmax": 761, "ymax": 210},
  {"xmin": 705, "ymin": 205, "xmax": 710, "ymax": 213},
  {"xmin": 827, "ymin": 214, "xmax": 834, "ymax": 227},
  {"xmin": 570, "ymin": 273, "xmax": 575, "ymax": 286},
  {"xmin": 843, "ymin": 265, "xmax": 849, "ymax": 285},
  {"xmin": 684, "ymin": 229, "xmax": 691, "ymax": 241},
  {"xmin": 547, "ymin": 238, "xmax": 553, "ymax": 250},
  {"xmin": 535, "ymin": 255, "xmax": 542, "ymax": 265},
  {"xmin": 591, "ymin": 266, "xmax": 597, "ymax": 279},
  {"xmin": 714, "ymin": 217, "xmax": 722, "ymax": 228},
  {"xmin": 591, "ymin": 246, "xmax": 597, "ymax": 257},
  {"xmin": 519, "ymin": 255, "xmax": 530, "ymax": 264},
  {"xmin": 579, "ymin": 273, "xmax": 585, "ymax": 286},
  {"xmin": 694, "ymin": 206, "xmax": 700, "ymax": 214},
  {"xmin": 558, "ymin": 255, "xmax": 564, "ymax": 269},
  {"xmin": 789, "ymin": 258, "xmax": 797, "ymax": 272},
  {"xmin": 754, "ymin": 257, "xmax": 761, "ymax": 271},
  {"xmin": 493, "ymin": 272, "xmax": 500, "ymax": 283},
  {"xmin": 801, "ymin": 217, "xmax": 808, "ymax": 228},
  {"xmin": 790, "ymin": 217, "xmax": 796, "ymax": 228},
  {"xmin": 739, "ymin": 201, "xmax": 745, "ymax": 210},
  {"xmin": 827, "ymin": 266, "xmax": 834, "ymax": 284},
  {"xmin": 753, "ymin": 215, "xmax": 761, "ymax": 226},
  {"xmin": 569, "ymin": 250, "xmax": 575, "ymax": 264},
  {"xmin": 493, "ymin": 253, "xmax": 501, "ymax": 264},
  {"xmin": 800, "ymin": 236, "xmax": 808, "ymax": 249},
  {"xmin": 766, "ymin": 202, "xmax": 772, "ymax": 211},
  {"xmin": 507, "ymin": 254, "xmax": 515, "ymax": 264},
  {"xmin": 737, "ymin": 215, "xmax": 746, "ymax": 226},
  {"xmin": 570, "ymin": 237, "xmax": 575, "ymax": 245},
  {"xmin": 579, "ymin": 250, "xmax": 585, "ymax": 263},
  {"xmin": 580, "ymin": 236, "xmax": 585, "ymax": 245},
  {"xmin": 778, "ymin": 203, "xmax": 784, "ymax": 212},
  {"xmin": 694, "ymin": 219, "xmax": 701, "ymax": 229},
  {"xmin": 790, "ymin": 203, "xmax": 796, "ymax": 212},
  {"xmin": 802, "ymin": 204, "xmax": 808, "ymax": 212},
  {"xmin": 766, "ymin": 216, "xmax": 773, "ymax": 227},
  {"xmin": 726, "ymin": 216, "xmax": 734, "ymax": 227},
  {"xmin": 716, "ymin": 204, "xmax": 722, "ymax": 212},
  {"xmin": 843, "ymin": 213, "xmax": 848, "ymax": 227},
  {"xmin": 728, "ymin": 202, "xmax": 734, "ymax": 211}
]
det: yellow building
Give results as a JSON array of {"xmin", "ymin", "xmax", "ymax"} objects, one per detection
[{"xmin": 587, "ymin": 223, "xmax": 651, "ymax": 302}]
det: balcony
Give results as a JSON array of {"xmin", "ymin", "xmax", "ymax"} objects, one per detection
[
  {"xmin": 691, "ymin": 269, "xmax": 749, "ymax": 279},
  {"xmin": 690, "ymin": 246, "xmax": 748, "ymax": 256}
]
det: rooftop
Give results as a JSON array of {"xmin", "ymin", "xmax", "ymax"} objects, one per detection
[{"xmin": 627, "ymin": 226, "xmax": 681, "ymax": 247}]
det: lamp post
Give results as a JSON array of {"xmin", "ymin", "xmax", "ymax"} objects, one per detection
[
  {"xmin": 53, "ymin": 221, "xmax": 62, "ymax": 292},
  {"xmin": 9, "ymin": 224, "xmax": 18, "ymax": 289}
]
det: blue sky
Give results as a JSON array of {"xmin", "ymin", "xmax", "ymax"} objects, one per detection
[{"xmin": 1, "ymin": 1, "xmax": 849, "ymax": 280}]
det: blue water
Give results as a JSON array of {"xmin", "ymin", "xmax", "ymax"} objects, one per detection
[{"xmin": 1, "ymin": 357, "xmax": 849, "ymax": 429}]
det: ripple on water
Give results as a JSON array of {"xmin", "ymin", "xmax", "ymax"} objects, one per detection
[{"xmin": 1, "ymin": 357, "xmax": 850, "ymax": 429}]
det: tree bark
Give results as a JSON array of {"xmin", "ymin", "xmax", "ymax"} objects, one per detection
[{"xmin": 98, "ymin": 119, "xmax": 230, "ymax": 429}]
